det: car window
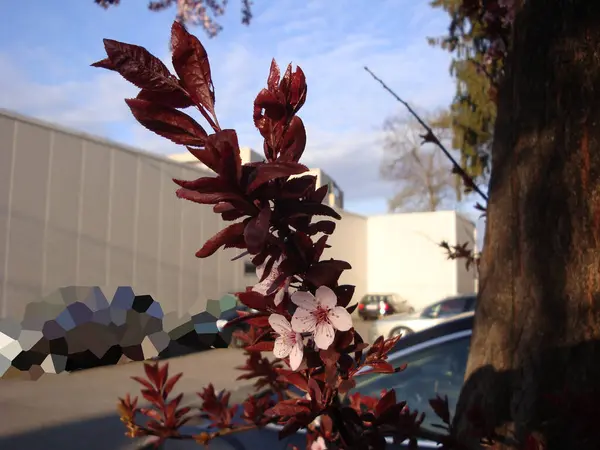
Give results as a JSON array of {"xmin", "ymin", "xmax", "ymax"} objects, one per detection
[
  {"xmin": 362, "ymin": 295, "xmax": 388, "ymax": 304},
  {"xmin": 352, "ymin": 335, "xmax": 470, "ymax": 432},
  {"xmin": 420, "ymin": 301, "xmax": 442, "ymax": 318}
]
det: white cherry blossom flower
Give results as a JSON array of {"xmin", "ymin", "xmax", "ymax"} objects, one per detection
[
  {"xmin": 311, "ymin": 436, "xmax": 328, "ymax": 450},
  {"xmin": 268, "ymin": 313, "xmax": 304, "ymax": 370},
  {"xmin": 253, "ymin": 256, "xmax": 290, "ymax": 306},
  {"xmin": 291, "ymin": 286, "xmax": 353, "ymax": 350}
]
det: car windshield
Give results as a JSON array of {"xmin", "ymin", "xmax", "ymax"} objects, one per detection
[
  {"xmin": 351, "ymin": 334, "xmax": 471, "ymax": 432},
  {"xmin": 420, "ymin": 296, "xmax": 472, "ymax": 318}
]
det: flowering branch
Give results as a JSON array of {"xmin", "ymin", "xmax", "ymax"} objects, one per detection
[{"xmin": 93, "ymin": 20, "xmax": 466, "ymax": 450}]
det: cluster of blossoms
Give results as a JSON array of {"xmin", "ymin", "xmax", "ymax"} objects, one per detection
[{"xmin": 269, "ymin": 285, "xmax": 353, "ymax": 370}]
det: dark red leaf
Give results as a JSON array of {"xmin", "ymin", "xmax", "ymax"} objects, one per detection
[
  {"xmin": 141, "ymin": 389, "xmax": 161, "ymax": 404},
  {"xmin": 186, "ymin": 145, "xmax": 220, "ymax": 172},
  {"xmin": 282, "ymin": 65, "xmax": 307, "ymax": 114},
  {"xmin": 306, "ymin": 220, "xmax": 336, "ymax": 236},
  {"xmin": 278, "ymin": 370, "xmax": 308, "ymax": 392},
  {"xmin": 244, "ymin": 206, "xmax": 272, "ymax": 254},
  {"xmin": 90, "ymin": 58, "xmax": 116, "ymax": 70},
  {"xmin": 319, "ymin": 348, "xmax": 340, "ymax": 367},
  {"xmin": 311, "ymin": 235, "xmax": 329, "ymax": 262},
  {"xmin": 311, "ymin": 185, "xmax": 329, "ymax": 203},
  {"xmin": 143, "ymin": 362, "xmax": 160, "ymax": 387},
  {"xmin": 157, "ymin": 363, "xmax": 169, "ymax": 389},
  {"xmin": 245, "ymin": 341, "xmax": 275, "ymax": 352},
  {"xmin": 131, "ymin": 375, "xmax": 154, "ymax": 391},
  {"xmin": 173, "ymin": 175, "xmax": 228, "ymax": 192},
  {"xmin": 304, "ymin": 260, "xmax": 351, "ymax": 286},
  {"xmin": 376, "ymin": 389, "xmax": 397, "ymax": 417},
  {"xmin": 247, "ymin": 161, "xmax": 309, "ymax": 193},
  {"xmin": 278, "ymin": 117, "xmax": 306, "ymax": 162},
  {"xmin": 163, "ymin": 372, "xmax": 184, "ymax": 398},
  {"xmin": 335, "ymin": 284, "xmax": 356, "ymax": 308},
  {"xmin": 125, "ymin": 98, "xmax": 207, "ymax": 146},
  {"xmin": 428, "ymin": 395, "xmax": 451, "ymax": 425},
  {"xmin": 346, "ymin": 303, "xmax": 358, "ymax": 314},
  {"xmin": 236, "ymin": 291, "xmax": 268, "ymax": 310},
  {"xmin": 266, "ymin": 400, "xmax": 311, "ymax": 418},
  {"xmin": 254, "ymin": 88, "xmax": 286, "ymax": 126},
  {"xmin": 100, "ymin": 39, "xmax": 178, "ymax": 91},
  {"xmin": 280, "ymin": 175, "xmax": 317, "ymax": 199},
  {"xmin": 175, "ymin": 188, "xmax": 251, "ymax": 215},
  {"xmin": 137, "ymin": 88, "xmax": 194, "ymax": 109},
  {"xmin": 206, "ymin": 130, "xmax": 243, "ymax": 184},
  {"xmin": 245, "ymin": 315, "xmax": 270, "ymax": 327},
  {"xmin": 171, "ymin": 21, "xmax": 215, "ymax": 116},
  {"xmin": 213, "ymin": 202, "xmax": 236, "ymax": 214},
  {"xmin": 278, "ymin": 417, "xmax": 307, "ymax": 439},
  {"xmin": 279, "ymin": 201, "xmax": 342, "ymax": 220},
  {"xmin": 307, "ymin": 378, "xmax": 322, "ymax": 407},
  {"xmin": 267, "ymin": 59, "xmax": 280, "ymax": 91},
  {"xmin": 196, "ymin": 221, "xmax": 246, "ymax": 258},
  {"xmin": 339, "ymin": 378, "xmax": 356, "ymax": 394},
  {"xmin": 139, "ymin": 407, "xmax": 163, "ymax": 422},
  {"xmin": 524, "ymin": 434, "xmax": 546, "ymax": 450},
  {"xmin": 361, "ymin": 361, "xmax": 395, "ymax": 375}
]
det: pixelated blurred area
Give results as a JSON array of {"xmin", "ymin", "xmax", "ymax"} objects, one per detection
[{"xmin": 0, "ymin": 286, "xmax": 242, "ymax": 380}]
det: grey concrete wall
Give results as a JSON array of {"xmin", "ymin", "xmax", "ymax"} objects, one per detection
[{"xmin": 0, "ymin": 110, "xmax": 255, "ymax": 320}]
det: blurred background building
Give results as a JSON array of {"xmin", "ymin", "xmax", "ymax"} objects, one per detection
[{"xmin": 0, "ymin": 109, "xmax": 476, "ymax": 320}]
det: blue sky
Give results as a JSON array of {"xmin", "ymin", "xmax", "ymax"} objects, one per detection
[{"xmin": 0, "ymin": 0, "xmax": 486, "ymax": 243}]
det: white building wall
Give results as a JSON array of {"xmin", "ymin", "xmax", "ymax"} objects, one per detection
[
  {"xmin": 366, "ymin": 211, "xmax": 476, "ymax": 311},
  {"xmin": 455, "ymin": 214, "xmax": 478, "ymax": 294}
]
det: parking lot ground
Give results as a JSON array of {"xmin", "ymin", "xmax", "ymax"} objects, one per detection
[{"xmin": 0, "ymin": 319, "xmax": 374, "ymax": 450}]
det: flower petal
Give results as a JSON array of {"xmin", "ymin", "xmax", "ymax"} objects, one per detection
[
  {"xmin": 269, "ymin": 313, "xmax": 292, "ymax": 334},
  {"xmin": 311, "ymin": 437, "xmax": 327, "ymax": 450},
  {"xmin": 253, "ymin": 256, "xmax": 285, "ymax": 295},
  {"xmin": 274, "ymin": 287, "xmax": 285, "ymax": 306},
  {"xmin": 291, "ymin": 307, "xmax": 317, "ymax": 333},
  {"xmin": 273, "ymin": 335, "xmax": 292, "ymax": 359},
  {"xmin": 313, "ymin": 321, "xmax": 335, "ymax": 350},
  {"xmin": 315, "ymin": 286, "xmax": 337, "ymax": 309},
  {"xmin": 289, "ymin": 339, "xmax": 304, "ymax": 371},
  {"xmin": 328, "ymin": 306, "xmax": 353, "ymax": 331},
  {"xmin": 291, "ymin": 290, "xmax": 318, "ymax": 311}
]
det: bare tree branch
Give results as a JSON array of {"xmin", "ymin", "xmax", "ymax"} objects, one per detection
[{"xmin": 364, "ymin": 66, "xmax": 489, "ymax": 204}]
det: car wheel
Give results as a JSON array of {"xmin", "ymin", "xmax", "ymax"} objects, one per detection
[{"xmin": 389, "ymin": 327, "xmax": 413, "ymax": 338}]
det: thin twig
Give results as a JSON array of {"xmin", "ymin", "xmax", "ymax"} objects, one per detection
[{"xmin": 364, "ymin": 66, "xmax": 489, "ymax": 203}]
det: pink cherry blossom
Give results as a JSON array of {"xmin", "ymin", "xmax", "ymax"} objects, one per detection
[
  {"xmin": 253, "ymin": 256, "xmax": 290, "ymax": 306},
  {"xmin": 311, "ymin": 436, "xmax": 328, "ymax": 450},
  {"xmin": 268, "ymin": 313, "xmax": 304, "ymax": 371},
  {"xmin": 290, "ymin": 286, "xmax": 353, "ymax": 350}
]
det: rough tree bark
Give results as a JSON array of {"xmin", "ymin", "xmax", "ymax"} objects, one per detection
[{"xmin": 453, "ymin": 1, "xmax": 600, "ymax": 450}]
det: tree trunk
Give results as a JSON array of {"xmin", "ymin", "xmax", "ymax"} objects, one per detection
[{"xmin": 453, "ymin": 2, "xmax": 600, "ymax": 450}]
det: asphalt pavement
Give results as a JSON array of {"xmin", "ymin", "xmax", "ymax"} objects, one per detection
[{"xmin": 0, "ymin": 318, "xmax": 373, "ymax": 450}]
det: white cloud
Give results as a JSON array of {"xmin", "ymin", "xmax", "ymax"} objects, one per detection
[
  {"xmin": 0, "ymin": 51, "xmax": 138, "ymax": 135},
  {"xmin": 0, "ymin": 0, "xmax": 457, "ymax": 216}
]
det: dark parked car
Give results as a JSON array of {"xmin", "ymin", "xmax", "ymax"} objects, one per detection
[
  {"xmin": 159, "ymin": 313, "xmax": 475, "ymax": 450},
  {"xmin": 357, "ymin": 293, "xmax": 414, "ymax": 321}
]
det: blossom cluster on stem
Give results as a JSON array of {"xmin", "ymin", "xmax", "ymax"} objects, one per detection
[{"xmin": 268, "ymin": 285, "xmax": 353, "ymax": 370}]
